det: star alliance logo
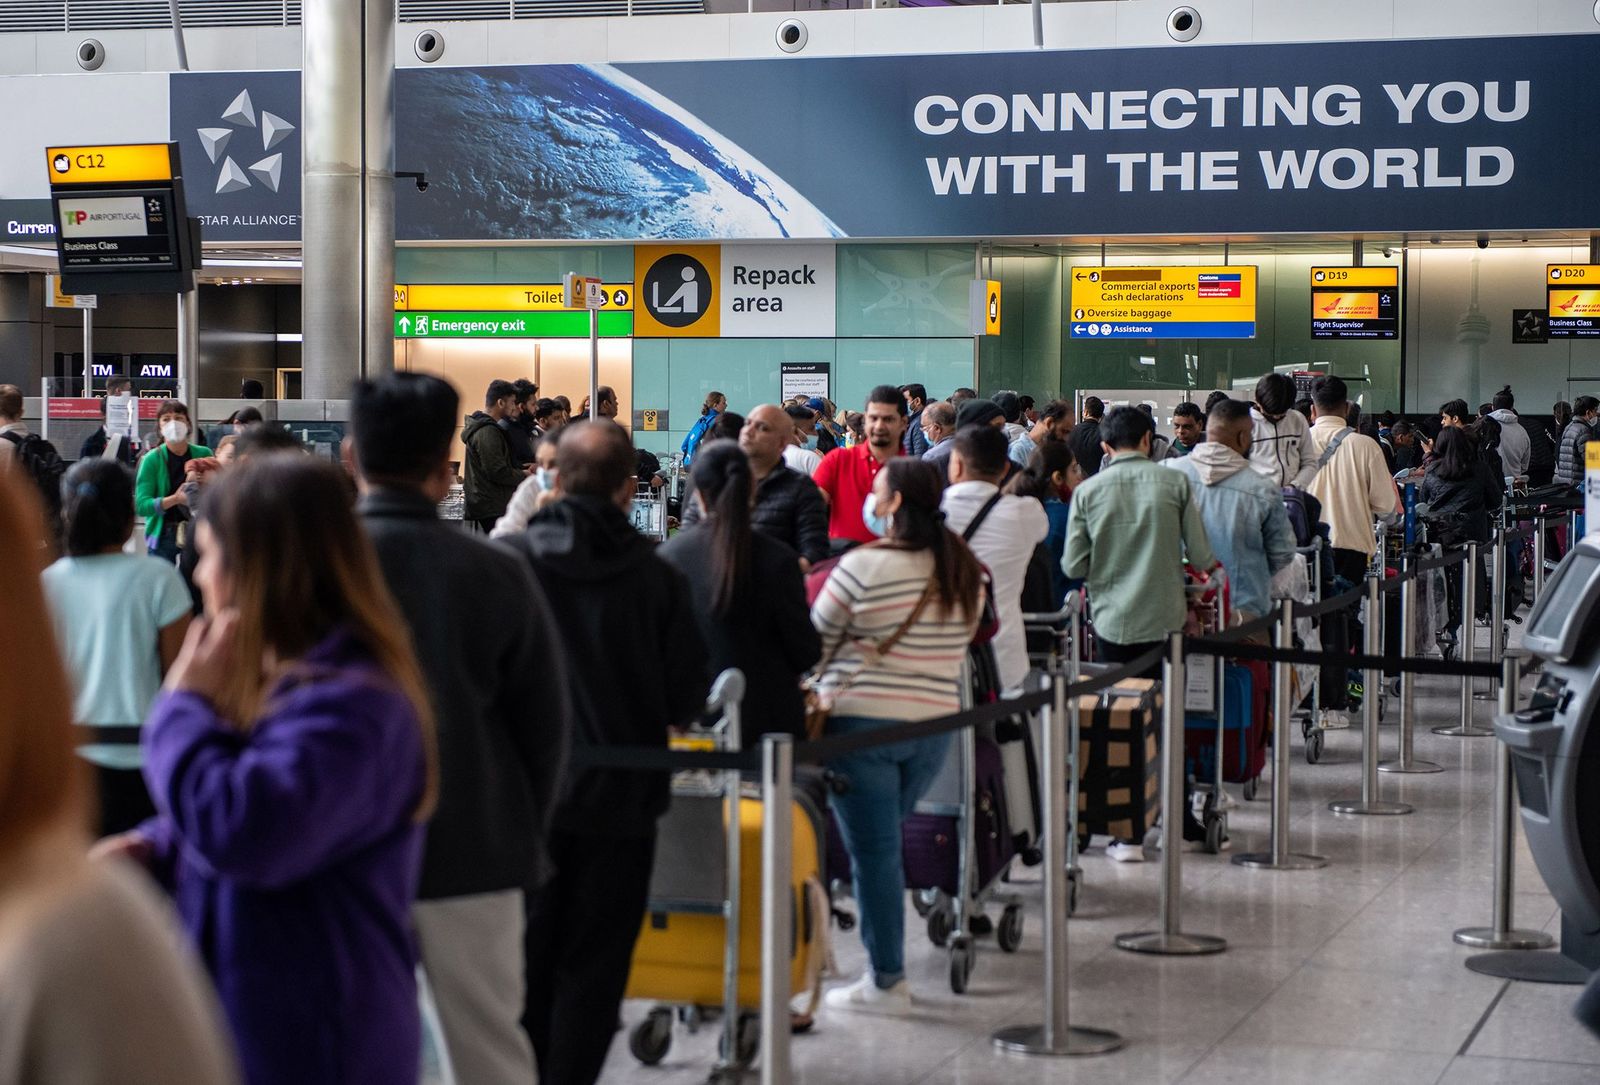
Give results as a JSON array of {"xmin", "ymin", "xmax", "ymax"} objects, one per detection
[{"xmin": 196, "ymin": 89, "xmax": 295, "ymax": 196}]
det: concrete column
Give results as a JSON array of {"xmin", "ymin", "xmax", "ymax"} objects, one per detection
[{"xmin": 302, "ymin": 0, "xmax": 395, "ymax": 401}]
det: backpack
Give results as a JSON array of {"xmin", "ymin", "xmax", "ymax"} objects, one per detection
[
  {"xmin": 1279, "ymin": 486, "xmax": 1323, "ymax": 548},
  {"xmin": 680, "ymin": 411, "xmax": 718, "ymax": 466},
  {"xmin": 2, "ymin": 432, "xmax": 66, "ymax": 537},
  {"xmin": 962, "ymin": 491, "xmax": 1059, "ymax": 613}
]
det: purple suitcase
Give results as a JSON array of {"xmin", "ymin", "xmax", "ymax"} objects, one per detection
[{"xmin": 825, "ymin": 737, "xmax": 1016, "ymax": 898}]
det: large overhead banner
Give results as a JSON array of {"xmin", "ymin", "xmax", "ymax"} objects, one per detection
[{"xmin": 171, "ymin": 34, "xmax": 1600, "ymax": 243}]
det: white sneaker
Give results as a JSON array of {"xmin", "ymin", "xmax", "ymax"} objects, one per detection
[
  {"xmin": 824, "ymin": 973, "xmax": 915, "ymax": 1015},
  {"xmin": 1106, "ymin": 841, "xmax": 1146, "ymax": 863},
  {"xmin": 1318, "ymin": 709, "xmax": 1352, "ymax": 731}
]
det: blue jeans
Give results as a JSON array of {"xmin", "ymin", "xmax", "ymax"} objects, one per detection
[{"xmin": 826, "ymin": 715, "xmax": 951, "ymax": 988}]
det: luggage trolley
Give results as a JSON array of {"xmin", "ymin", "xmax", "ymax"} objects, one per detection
[
  {"xmin": 1294, "ymin": 535, "xmax": 1331, "ymax": 764},
  {"xmin": 907, "ymin": 656, "xmax": 1029, "ymax": 994},
  {"xmin": 1182, "ymin": 568, "xmax": 1239, "ymax": 852},
  {"xmin": 629, "ymin": 481, "xmax": 670, "ymax": 541},
  {"xmin": 1022, "ymin": 590, "xmax": 1086, "ymax": 915},
  {"xmin": 626, "ymin": 670, "xmax": 756, "ymax": 1080}
]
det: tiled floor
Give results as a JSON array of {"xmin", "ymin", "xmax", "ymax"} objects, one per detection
[{"xmin": 595, "ymin": 643, "xmax": 1600, "ymax": 1084}]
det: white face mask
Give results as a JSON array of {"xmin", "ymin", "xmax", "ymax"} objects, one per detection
[{"xmin": 161, "ymin": 420, "xmax": 188, "ymax": 443}]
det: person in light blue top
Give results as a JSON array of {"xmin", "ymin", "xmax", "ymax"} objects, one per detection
[
  {"xmin": 40, "ymin": 459, "xmax": 191, "ymax": 835},
  {"xmin": 1165, "ymin": 398, "xmax": 1296, "ymax": 622}
]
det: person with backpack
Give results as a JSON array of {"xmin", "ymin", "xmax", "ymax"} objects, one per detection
[
  {"xmin": 1305, "ymin": 377, "xmax": 1402, "ymax": 726},
  {"xmin": 679, "ymin": 390, "xmax": 726, "ymax": 467},
  {"xmin": 133, "ymin": 399, "xmax": 212, "ymax": 565},
  {"xmin": 940, "ymin": 425, "xmax": 1049, "ymax": 693},
  {"xmin": 1004, "ymin": 438, "xmax": 1078, "ymax": 606},
  {"xmin": 0, "ymin": 383, "xmax": 67, "ymax": 548}
]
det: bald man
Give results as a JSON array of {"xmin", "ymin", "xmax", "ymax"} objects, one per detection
[
  {"xmin": 1165, "ymin": 398, "xmax": 1295, "ymax": 626},
  {"xmin": 679, "ymin": 404, "xmax": 829, "ymax": 566}
]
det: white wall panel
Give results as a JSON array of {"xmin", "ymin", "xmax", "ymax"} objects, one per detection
[
  {"xmin": 0, "ymin": 34, "xmax": 38, "ymax": 74},
  {"xmin": 1252, "ymin": 0, "xmax": 1396, "ymax": 43},
  {"xmin": 606, "ymin": 12, "xmax": 729, "ymax": 61},
  {"xmin": 484, "ymin": 17, "xmax": 608, "ymax": 64},
  {"xmin": 253, "ymin": 27, "xmax": 302, "ymax": 70},
  {"xmin": 726, "ymin": 12, "xmax": 856, "ymax": 60},
  {"xmin": 1393, "ymin": 0, "xmax": 1527, "ymax": 39},
  {"xmin": 1538, "ymin": 0, "xmax": 1600, "ymax": 32},
  {"xmin": 1037, "ymin": 2, "xmax": 1120, "ymax": 51},
  {"xmin": 37, "ymin": 28, "xmax": 147, "ymax": 71},
  {"xmin": 396, "ymin": 20, "xmax": 491, "ymax": 67},
  {"xmin": 1115, "ymin": 0, "xmax": 1255, "ymax": 48},
  {"xmin": 0, "ymin": 71, "xmax": 167, "ymax": 198},
  {"xmin": 852, "ymin": 7, "xmax": 984, "ymax": 58}
]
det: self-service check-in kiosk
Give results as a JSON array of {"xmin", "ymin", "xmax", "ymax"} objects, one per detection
[{"xmin": 1490, "ymin": 537, "xmax": 1600, "ymax": 980}]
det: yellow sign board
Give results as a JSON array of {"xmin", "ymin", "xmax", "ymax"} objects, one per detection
[
  {"xmin": 46, "ymin": 143, "xmax": 174, "ymax": 185},
  {"xmin": 396, "ymin": 283, "xmax": 633, "ymax": 312},
  {"xmin": 634, "ymin": 244, "xmax": 721, "ymax": 338},
  {"xmin": 1589, "ymin": 442, "xmax": 1600, "ymax": 471},
  {"xmin": 639, "ymin": 409, "xmax": 661, "ymax": 432},
  {"xmin": 1548, "ymin": 265, "xmax": 1600, "ymax": 338},
  {"xmin": 46, "ymin": 274, "xmax": 96, "ymax": 309},
  {"xmin": 1311, "ymin": 266, "xmax": 1398, "ymax": 289},
  {"xmin": 1069, "ymin": 266, "xmax": 1257, "ymax": 339},
  {"xmin": 970, "ymin": 279, "xmax": 1001, "ymax": 335}
]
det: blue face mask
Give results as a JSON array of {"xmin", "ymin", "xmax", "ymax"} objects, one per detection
[
  {"xmin": 804, "ymin": 435, "xmax": 819, "ymax": 451},
  {"xmin": 861, "ymin": 491, "xmax": 890, "ymax": 538},
  {"xmin": 536, "ymin": 466, "xmax": 557, "ymax": 492}
]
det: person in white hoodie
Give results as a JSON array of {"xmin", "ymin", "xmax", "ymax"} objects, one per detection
[
  {"xmin": 1487, "ymin": 385, "xmax": 1531, "ymax": 480},
  {"xmin": 1248, "ymin": 373, "xmax": 1319, "ymax": 490}
]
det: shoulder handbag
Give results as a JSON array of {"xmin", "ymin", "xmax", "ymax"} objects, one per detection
[{"xmin": 802, "ymin": 574, "xmax": 937, "ymax": 740}]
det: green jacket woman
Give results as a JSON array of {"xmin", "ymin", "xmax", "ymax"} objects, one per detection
[{"xmin": 134, "ymin": 402, "xmax": 211, "ymax": 560}]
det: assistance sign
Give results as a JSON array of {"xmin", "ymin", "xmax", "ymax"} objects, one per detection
[
  {"xmin": 1310, "ymin": 266, "xmax": 1399, "ymax": 339},
  {"xmin": 1069, "ymin": 266, "xmax": 1257, "ymax": 339},
  {"xmin": 1547, "ymin": 265, "xmax": 1600, "ymax": 338}
]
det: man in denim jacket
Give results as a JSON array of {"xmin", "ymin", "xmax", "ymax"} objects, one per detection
[{"xmin": 1166, "ymin": 398, "xmax": 1296, "ymax": 626}]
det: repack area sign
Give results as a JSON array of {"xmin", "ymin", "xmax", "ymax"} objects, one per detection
[
  {"xmin": 1310, "ymin": 266, "xmax": 1399, "ymax": 339},
  {"xmin": 1069, "ymin": 266, "xmax": 1257, "ymax": 339},
  {"xmin": 1547, "ymin": 266, "xmax": 1600, "ymax": 339}
]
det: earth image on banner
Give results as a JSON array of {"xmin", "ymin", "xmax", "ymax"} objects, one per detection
[{"xmin": 398, "ymin": 64, "xmax": 844, "ymax": 241}]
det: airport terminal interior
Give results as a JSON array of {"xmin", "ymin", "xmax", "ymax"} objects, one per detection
[{"xmin": 3, "ymin": 1, "xmax": 1600, "ymax": 1084}]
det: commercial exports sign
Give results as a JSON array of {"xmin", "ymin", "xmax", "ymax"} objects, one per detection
[
  {"xmin": 1069, "ymin": 266, "xmax": 1256, "ymax": 339},
  {"xmin": 169, "ymin": 34, "xmax": 1600, "ymax": 242}
]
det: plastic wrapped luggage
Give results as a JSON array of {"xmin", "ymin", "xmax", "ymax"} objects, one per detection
[{"xmin": 1076, "ymin": 678, "xmax": 1161, "ymax": 841}]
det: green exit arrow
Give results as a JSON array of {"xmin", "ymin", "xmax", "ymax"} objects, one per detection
[{"xmin": 393, "ymin": 310, "xmax": 634, "ymax": 339}]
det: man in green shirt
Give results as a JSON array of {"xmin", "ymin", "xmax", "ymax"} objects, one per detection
[{"xmin": 1065, "ymin": 405, "xmax": 1218, "ymax": 860}]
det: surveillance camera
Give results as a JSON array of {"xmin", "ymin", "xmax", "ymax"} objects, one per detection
[
  {"xmin": 1381, "ymin": 247, "xmax": 1397, "ymax": 259},
  {"xmin": 396, "ymin": 171, "xmax": 429, "ymax": 193},
  {"xmin": 1477, "ymin": 235, "xmax": 1490, "ymax": 250},
  {"xmin": 76, "ymin": 39, "xmax": 105, "ymax": 71},
  {"xmin": 414, "ymin": 29, "xmax": 445, "ymax": 63},
  {"xmin": 1167, "ymin": 6, "xmax": 1201, "ymax": 42},
  {"xmin": 416, "ymin": 178, "xmax": 429, "ymax": 193},
  {"xmin": 776, "ymin": 19, "xmax": 808, "ymax": 53}
]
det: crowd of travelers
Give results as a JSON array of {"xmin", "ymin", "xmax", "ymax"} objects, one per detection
[{"xmin": 0, "ymin": 366, "xmax": 1575, "ymax": 1083}]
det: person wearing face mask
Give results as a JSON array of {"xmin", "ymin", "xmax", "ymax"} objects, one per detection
[
  {"xmin": 134, "ymin": 400, "xmax": 212, "ymax": 565},
  {"xmin": 811, "ymin": 458, "xmax": 984, "ymax": 1013},
  {"xmin": 812, "ymin": 386, "xmax": 908, "ymax": 549},
  {"xmin": 1248, "ymin": 373, "xmax": 1318, "ymax": 490},
  {"xmin": 491, "ymin": 429, "xmax": 566, "ymax": 539},
  {"xmin": 1166, "ymin": 399, "xmax": 1295, "ymax": 629},
  {"xmin": 782, "ymin": 404, "xmax": 824, "ymax": 477}
]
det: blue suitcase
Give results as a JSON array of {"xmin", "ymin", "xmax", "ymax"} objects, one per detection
[{"xmin": 1184, "ymin": 661, "xmax": 1269, "ymax": 786}]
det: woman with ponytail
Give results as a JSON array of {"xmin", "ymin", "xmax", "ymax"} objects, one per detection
[
  {"xmin": 809, "ymin": 458, "xmax": 984, "ymax": 1013},
  {"xmin": 1005, "ymin": 438, "xmax": 1079, "ymax": 604},
  {"xmin": 659, "ymin": 438, "xmax": 821, "ymax": 739},
  {"xmin": 679, "ymin": 390, "xmax": 728, "ymax": 467}
]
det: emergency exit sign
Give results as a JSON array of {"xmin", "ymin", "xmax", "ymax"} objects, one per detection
[{"xmin": 394, "ymin": 311, "xmax": 633, "ymax": 338}]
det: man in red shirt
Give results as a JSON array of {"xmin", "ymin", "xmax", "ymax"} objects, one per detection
[{"xmin": 813, "ymin": 385, "xmax": 909, "ymax": 547}]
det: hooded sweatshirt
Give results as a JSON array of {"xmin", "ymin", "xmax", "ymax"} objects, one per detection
[
  {"xmin": 1488, "ymin": 408, "xmax": 1530, "ymax": 478},
  {"xmin": 1248, "ymin": 406, "xmax": 1318, "ymax": 490},
  {"xmin": 461, "ymin": 411, "xmax": 523, "ymax": 521},
  {"xmin": 1168, "ymin": 443, "xmax": 1296, "ymax": 619},
  {"xmin": 501, "ymin": 495, "xmax": 709, "ymax": 839}
]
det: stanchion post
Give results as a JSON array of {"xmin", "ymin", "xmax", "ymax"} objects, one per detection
[
  {"xmin": 1453, "ymin": 655, "xmax": 1554, "ymax": 952},
  {"xmin": 1436, "ymin": 544, "xmax": 1493, "ymax": 738},
  {"xmin": 1533, "ymin": 518, "xmax": 1547, "ymax": 603},
  {"xmin": 1476, "ymin": 522, "xmax": 1508, "ymax": 705},
  {"xmin": 1330, "ymin": 571, "xmax": 1413, "ymax": 815},
  {"xmin": 1381, "ymin": 554, "xmax": 1443, "ymax": 773},
  {"xmin": 759, "ymin": 734, "xmax": 793, "ymax": 1085},
  {"xmin": 1115, "ymin": 633, "xmax": 1227, "ymax": 955},
  {"xmin": 1234, "ymin": 600, "xmax": 1327, "ymax": 867},
  {"xmin": 993, "ymin": 672, "xmax": 1123, "ymax": 1056}
]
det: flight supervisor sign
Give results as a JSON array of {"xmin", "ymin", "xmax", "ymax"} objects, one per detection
[
  {"xmin": 1547, "ymin": 265, "xmax": 1600, "ymax": 339},
  {"xmin": 1310, "ymin": 266, "xmax": 1399, "ymax": 339},
  {"xmin": 1069, "ymin": 266, "xmax": 1257, "ymax": 339}
]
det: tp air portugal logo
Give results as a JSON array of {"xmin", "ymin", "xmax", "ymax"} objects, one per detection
[{"xmin": 195, "ymin": 89, "xmax": 296, "ymax": 195}]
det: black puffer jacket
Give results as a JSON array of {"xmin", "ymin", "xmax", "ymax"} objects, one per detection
[
  {"xmin": 681, "ymin": 463, "xmax": 829, "ymax": 565},
  {"xmin": 502, "ymin": 495, "xmax": 709, "ymax": 839},
  {"xmin": 1418, "ymin": 461, "xmax": 1503, "ymax": 544},
  {"xmin": 1554, "ymin": 419, "xmax": 1595, "ymax": 488}
]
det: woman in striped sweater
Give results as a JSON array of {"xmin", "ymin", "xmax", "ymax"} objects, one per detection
[{"xmin": 812, "ymin": 459, "xmax": 983, "ymax": 1013}]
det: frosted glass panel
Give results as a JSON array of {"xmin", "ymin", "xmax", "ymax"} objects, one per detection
[
  {"xmin": 833, "ymin": 339, "xmax": 973, "ymax": 414},
  {"xmin": 837, "ymin": 244, "xmax": 976, "ymax": 338},
  {"xmin": 396, "ymin": 245, "xmax": 633, "ymax": 284}
]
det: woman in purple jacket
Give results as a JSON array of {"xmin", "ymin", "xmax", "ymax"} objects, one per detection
[{"xmin": 101, "ymin": 455, "xmax": 438, "ymax": 1085}]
